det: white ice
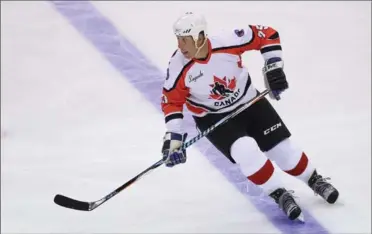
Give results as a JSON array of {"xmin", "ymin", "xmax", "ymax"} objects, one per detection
[{"xmin": 1, "ymin": 1, "xmax": 371, "ymax": 233}]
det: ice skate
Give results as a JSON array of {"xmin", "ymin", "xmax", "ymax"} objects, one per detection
[
  {"xmin": 269, "ymin": 188, "xmax": 304, "ymax": 221},
  {"xmin": 308, "ymin": 170, "xmax": 339, "ymax": 204}
]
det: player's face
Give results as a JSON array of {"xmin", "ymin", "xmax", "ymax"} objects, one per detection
[{"xmin": 176, "ymin": 36, "xmax": 197, "ymax": 59}]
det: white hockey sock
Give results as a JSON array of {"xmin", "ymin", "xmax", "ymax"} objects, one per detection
[
  {"xmin": 265, "ymin": 138, "xmax": 315, "ymax": 184},
  {"xmin": 231, "ymin": 136, "xmax": 283, "ymax": 195}
]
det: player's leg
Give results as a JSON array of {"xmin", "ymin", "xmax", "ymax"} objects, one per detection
[
  {"xmin": 193, "ymin": 111, "xmax": 302, "ymax": 221},
  {"xmin": 193, "ymin": 112, "xmax": 242, "ymax": 164},
  {"xmin": 244, "ymin": 96, "xmax": 339, "ymax": 204},
  {"xmin": 265, "ymin": 137, "xmax": 339, "ymax": 204}
]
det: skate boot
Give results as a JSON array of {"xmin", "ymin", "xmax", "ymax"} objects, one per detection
[
  {"xmin": 269, "ymin": 188, "xmax": 303, "ymax": 221},
  {"xmin": 308, "ymin": 170, "xmax": 339, "ymax": 204}
]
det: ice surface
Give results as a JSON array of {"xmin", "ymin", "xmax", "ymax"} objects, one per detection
[{"xmin": 1, "ymin": 1, "xmax": 370, "ymax": 233}]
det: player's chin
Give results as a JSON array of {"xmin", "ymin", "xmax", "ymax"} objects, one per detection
[{"xmin": 182, "ymin": 51, "xmax": 192, "ymax": 59}]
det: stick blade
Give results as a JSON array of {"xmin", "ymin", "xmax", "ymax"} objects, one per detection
[{"xmin": 54, "ymin": 194, "xmax": 91, "ymax": 211}]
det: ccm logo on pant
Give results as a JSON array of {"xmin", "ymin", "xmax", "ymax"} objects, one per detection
[{"xmin": 264, "ymin": 123, "xmax": 282, "ymax": 135}]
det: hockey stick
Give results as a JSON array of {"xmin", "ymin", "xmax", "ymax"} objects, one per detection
[{"xmin": 53, "ymin": 89, "xmax": 270, "ymax": 211}]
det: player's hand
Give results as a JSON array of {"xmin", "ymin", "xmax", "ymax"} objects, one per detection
[
  {"xmin": 161, "ymin": 132, "xmax": 188, "ymax": 167},
  {"xmin": 263, "ymin": 57, "xmax": 288, "ymax": 100}
]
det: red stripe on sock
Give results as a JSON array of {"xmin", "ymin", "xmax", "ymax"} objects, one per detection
[
  {"xmin": 247, "ymin": 160, "xmax": 274, "ymax": 185},
  {"xmin": 285, "ymin": 152, "xmax": 309, "ymax": 176}
]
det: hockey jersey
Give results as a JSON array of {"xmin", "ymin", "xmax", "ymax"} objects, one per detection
[{"xmin": 161, "ymin": 24, "xmax": 283, "ymax": 133}]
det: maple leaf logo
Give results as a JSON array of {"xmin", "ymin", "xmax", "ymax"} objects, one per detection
[{"xmin": 209, "ymin": 76, "xmax": 237, "ymax": 100}]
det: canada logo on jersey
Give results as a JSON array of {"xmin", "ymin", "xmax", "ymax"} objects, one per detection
[
  {"xmin": 209, "ymin": 75, "xmax": 241, "ymax": 107},
  {"xmin": 209, "ymin": 76, "xmax": 237, "ymax": 100}
]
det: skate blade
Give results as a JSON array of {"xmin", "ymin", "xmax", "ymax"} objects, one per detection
[{"xmin": 297, "ymin": 212, "xmax": 305, "ymax": 223}]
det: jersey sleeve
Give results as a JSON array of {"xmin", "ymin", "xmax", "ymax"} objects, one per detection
[
  {"xmin": 215, "ymin": 25, "xmax": 283, "ymax": 61},
  {"xmin": 161, "ymin": 51, "xmax": 190, "ymax": 133}
]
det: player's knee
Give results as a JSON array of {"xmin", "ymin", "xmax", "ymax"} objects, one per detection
[
  {"xmin": 230, "ymin": 136, "xmax": 269, "ymax": 176},
  {"xmin": 265, "ymin": 137, "xmax": 303, "ymax": 171},
  {"xmin": 230, "ymin": 136, "xmax": 256, "ymax": 158}
]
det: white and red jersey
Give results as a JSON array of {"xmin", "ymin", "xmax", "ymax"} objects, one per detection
[{"xmin": 161, "ymin": 25, "xmax": 283, "ymax": 133}]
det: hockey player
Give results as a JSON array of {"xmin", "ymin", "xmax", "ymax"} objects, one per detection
[{"xmin": 160, "ymin": 12, "xmax": 339, "ymax": 221}]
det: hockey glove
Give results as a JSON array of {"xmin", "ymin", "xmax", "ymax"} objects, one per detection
[
  {"xmin": 263, "ymin": 57, "xmax": 288, "ymax": 100},
  {"xmin": 161, "ymin": 132, "xmax": 188, "ymax": 167}
]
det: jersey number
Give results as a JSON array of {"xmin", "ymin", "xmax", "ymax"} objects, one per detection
[{"xmin": 256, "ymin": 25, "xmax": 268, "ymax": 38}]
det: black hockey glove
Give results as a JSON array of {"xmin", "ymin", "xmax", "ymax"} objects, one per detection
[
  {"xmin": 263, "ymin": 57, "xmax": 288, "ymax": 100},
  {"xmin": 161, "ymin": 132, "xmax": 188, "ymax": 167}
]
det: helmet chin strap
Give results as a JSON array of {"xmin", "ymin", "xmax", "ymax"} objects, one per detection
[{"xmin": 193, "ymin": 37, "xmax": 207, "ymax": 59}]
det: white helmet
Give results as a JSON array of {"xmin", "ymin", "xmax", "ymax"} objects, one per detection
[{"xmin": 173, "ymin": 12, "xmax": 208, "ymax": 42}]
